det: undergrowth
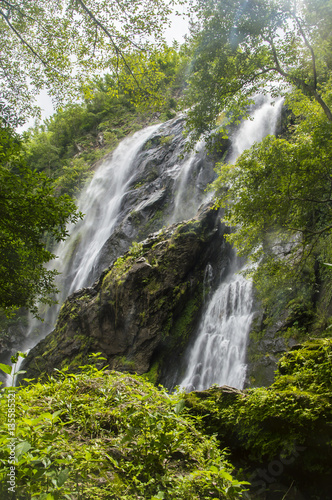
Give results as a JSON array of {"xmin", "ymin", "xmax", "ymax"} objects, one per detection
[{"xmin": 0, "ymin": 355, "xmax": 247, "ymax": 499}]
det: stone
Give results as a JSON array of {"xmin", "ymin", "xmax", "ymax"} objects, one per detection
[{"xmin": 21, "ymin": 205, "xmax": 233, "ymax": 382}]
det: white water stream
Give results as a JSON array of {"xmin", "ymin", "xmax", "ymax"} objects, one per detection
[
  {"xmin": 181, "ymin": 271, "xmax": 254, "ymax": 391},
  {"xmin": 58, "ymin": 124, "xmax": 162, "ymax": 296},
  {"xmin": 20, "ymin": 120, "xmax": 205, "ymax": 352},
  {"xmin": 179, "ymin": 96, "xmax": 283, "ymax": 391},
  {"xmin": 23, "ymin": 124, "xmax": 162, "ymax": 347},
  {"xmin": 168, "ymin": 139, "xmax": 207, "ymax": 224}
]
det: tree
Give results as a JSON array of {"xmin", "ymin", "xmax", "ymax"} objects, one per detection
[
  {"xmin": 0, "ymin": 0, "xmax": 177, "ymax": 126},
  {"xmin": 0, "ymin": 126, "xmax": 81, "ymax": 316},
  {"xmin": 210, "ymin": 87, "xmax": 332, "ymax": 320},
  {"xmin": 179, "ymin": 0, "xmax": 332, "ymax": 323},
  {"xmin": 183, "ymin": 0, "xmax": 332, "ymax": 144}
]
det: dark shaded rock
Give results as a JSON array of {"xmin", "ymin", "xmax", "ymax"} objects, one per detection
[
  {"xmin": 22, "ymin": 205, "xmax": 232, "ymax": 381},
  {"xmin": 245, "ymin": 307, "xmax": 302, "ymax": 387}
]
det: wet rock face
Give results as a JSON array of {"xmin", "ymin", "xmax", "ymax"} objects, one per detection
[
  {"xmin": 22, "ymin": 206, "xmax": 233, "ymax": 381},
  {"xmin": 90, "ymin": 116, "xmax": 218, "ymax": 281},
  {"xmin": 245, "ymin": 297, "xmax": 303, "ymax": 388}
]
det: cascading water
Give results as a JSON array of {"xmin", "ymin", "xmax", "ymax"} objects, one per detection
[
  {"xmin": 4, "ymin": 98, "xmax": 283, "ymax": 389},
  {"xmin": 168, "ymin": 139, "xmax": 210, "ymax": 224},
  {"xmin": 228, "ymin": 95, "xmax": 284, "ymax": 163},
  {"xmin": 23, "ymin": 124, "xmax": 162, "ymax": 347},
  {"xmin": 18, "ymin": 117, "xmax": 214, "ymax": 355},
  {"xmin": 181, "ymin": 271, "xmax": 254, "ymax": 391},
  {"xmin": 179, "ymin": 96, "xmax": 284, "ymax": 391},
  {"xmin": 58, "ymin": 124, "xmax": 162, "ymax": 296}
]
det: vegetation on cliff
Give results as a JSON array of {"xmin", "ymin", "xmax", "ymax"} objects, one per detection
[
  {"xmin": 0, "ymin": 43, "xmax": 186, "ymax": 323},
  {"xmin": 20, "ymin": 207, "xmax": 226, "ymax": 384},
  {"xmin": 184, "ymin": 338, "xmax": 332, "ymax": 498},
  {"xmin": 211, "ymin": 86, "xmax": 332, "ymax": 330},
  {"xmin": 1, "ymin": 1, "xmax": 332, "ymax": 497},
  {"xmin": 182, "ymin": 0, "xmax": 332, "ymax": 342},
  {"xmin": 22, "ymin": 46, "xmax": 186, "ymax": 199},
  {"xmin": 1, "ymin": 338, "xmax": 331, "ymax": 498}
]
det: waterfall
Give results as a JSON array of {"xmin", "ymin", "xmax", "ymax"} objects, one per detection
[
  {"xmin": 4, "ymin": 98, "xmax": 283, "ymax": 389},
  {"xmin": 181, "ymin": 272, "xmax": 254, "ymax": 391},
  {"xmin": 58, "ymin": 124, "xmax": 163, "ymax": 296},
  {"xmin": 168, "ymin": 139, "xmax": 210, "ymax": 224},
  {"xmin": 228, "ymin": 96, "xmax": 284, "ymax": 163},
  {"xmin": 18, "ymin": 118, "xmax": 213, "ymax": 354},
  {"xmin": 23, "ymin": 124, "xmax": 162, "ymax": 347},
  {"xmin": 179, "ymin": 96, "xmax": 283, "ymax": 391}
]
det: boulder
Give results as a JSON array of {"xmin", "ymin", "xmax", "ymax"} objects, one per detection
[{"xmin": 22, "ymin": 205, "xmax": 232, "ymax": 381}]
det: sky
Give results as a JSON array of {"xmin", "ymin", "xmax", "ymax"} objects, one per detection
[{"xmin": 17, "ymin": 11, "xmax": 189, "ymax": 133}]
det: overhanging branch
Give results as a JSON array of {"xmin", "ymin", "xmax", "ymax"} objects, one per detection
[
  {"xmin": 75, "ymin": 0, "xmax": 149, "ymax": 96},
  {"xmin": 266, "ymin": 36, "xmax": 332, "ymax": 121}
]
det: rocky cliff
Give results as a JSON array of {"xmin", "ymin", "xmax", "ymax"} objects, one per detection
[{"xmin": 22, "ymin": 205, "xmax": 233, "ymax": 382}]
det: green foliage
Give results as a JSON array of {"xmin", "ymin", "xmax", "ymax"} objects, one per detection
[
  {"xmin": 183, "ymin": 0, "xmax": 332, "ymax": 146},
  {"xmin": 0, "ymin": 351, "xmax": 27, "ymax": 387},
  {"xmin": 22, "ymin": 46, "xmax": 186, "ymax": 198},
  {"xmin": 275, "ymin": 337, "xmax": 332, "ymax": 395},
  {"xmin": 0, "ymin": 365, "xmax": 247, "ymax": 499},
  {"xmin": 209, "ymin": 86, "xmax": 332, "ymax": 321},
  {"xmin": 185, "ymin": 339, "xmax": 332, "ymax": 471},
  {"xmin": 0, "ymin": 126, "xmax": 81, "ymax": 316},
  {"xmin": 128, "ymin": 241, "xmax": 144, "ymax": 259},
  {"xmin": 0, "ymin": 0, "xmax": 178, "ymax": 126},
  {"xmin": 88, "ymin": 46, "xmax": 184, "ymax": 113}
]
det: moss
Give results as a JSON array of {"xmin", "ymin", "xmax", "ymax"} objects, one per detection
[
  {"xmin": 102, "ymin": 256, "xmax": 132, "ymax": 287},
  {"xmin": 162, "ymin": 314, "xmax": 173, "ymax": 338},
  {"xmin": 183, "ymin": 339, "xmax": 332, "ymax": 495},
  {"xmin": 132, "ymin": 181, "xmax": 145, "ymax": 189},
  {"xmin": 138, "ymin": 209, "xmax": 165, "ymax": 239},
  {"xmin": 142, "ymin": 360, "xmax": 161, "ymax": 385},
  {"xmin": 145, "ymin": 277, "xmax": 161, "ymax": 295},
  {"xmin": 143, "ymin": 139, "xmax": 153, "ymax": 150},
  {"xmin": 167, "ymin": 286, "xmax": 203, "ymax": 349},
  {"xmin": 159, "ymin": 134, "xmax": 174, "ymax": 145},
  {"xmin": 113, "ymin": 356, "xmax": 136, "ymax": 371},
  {"xmin": 139, "ymin": 311, "xmax": 146, "ymax": 325}
]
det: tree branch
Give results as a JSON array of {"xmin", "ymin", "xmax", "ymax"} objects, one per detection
[
  {"xmin": 285, "ymin": 224, "xmax": 332, "ymax": 236},
  {"xmin": 266, "ymin": 37, "xmax": 332, "ymax": 121},
  {"xmin": 0, "ymin": 0, "xmax": 34, "ymax": 21},
  {"xmin": 75, "ymin": 0, "xmax": 150, "ymax": 97},
  {"xmin": 0, "ymin": 7, "xmax": 49, "ymax": 68},
  {"xmin": 293, "ymin": 13, "xmax": 317, "ymax": 90},
  {"xmin": 288, "ymin": 195, "xmax": 332, "ymax": 204}
]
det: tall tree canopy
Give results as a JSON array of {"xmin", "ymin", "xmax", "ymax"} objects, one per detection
[
  {"xmin": 0, "ymin": 127, "xmax": 81, "ymax": 316},
  {"xmin": 0, "ymin": 0, "xmax": 177, "ymax": 126},
  {"xmin": 184, "ymin": 0, "xmax": 332, "ymax": 143},
  {"xmin": 197, "ymin": 0, "xmax": 332, "ymax": 322}
]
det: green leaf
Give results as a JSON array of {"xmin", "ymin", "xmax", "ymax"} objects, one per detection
[
  {"xmin": 151, "ymin": 493, "xmax": 165, "ymax": 499},
  {"xmin": 56, "ymin": 468, "xmax": 70, "ymax": 487},
  {"xmin": 15, "ymin": 441, "xmax": 32, "ymax": 460},
  {"xmin": 15, "ymin": 370, "xmax": 27, "ymax": 376},
  {"xmin": 174, "ymin": 399, "xmax": 185, "ymax": 415},
  {"xmin": 221, "ymin": 470, "xmax": 235, "ymax": 482},
  {"xmin": 0, "ymin": 363, "xmax": 12, "ymax": 375}
]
